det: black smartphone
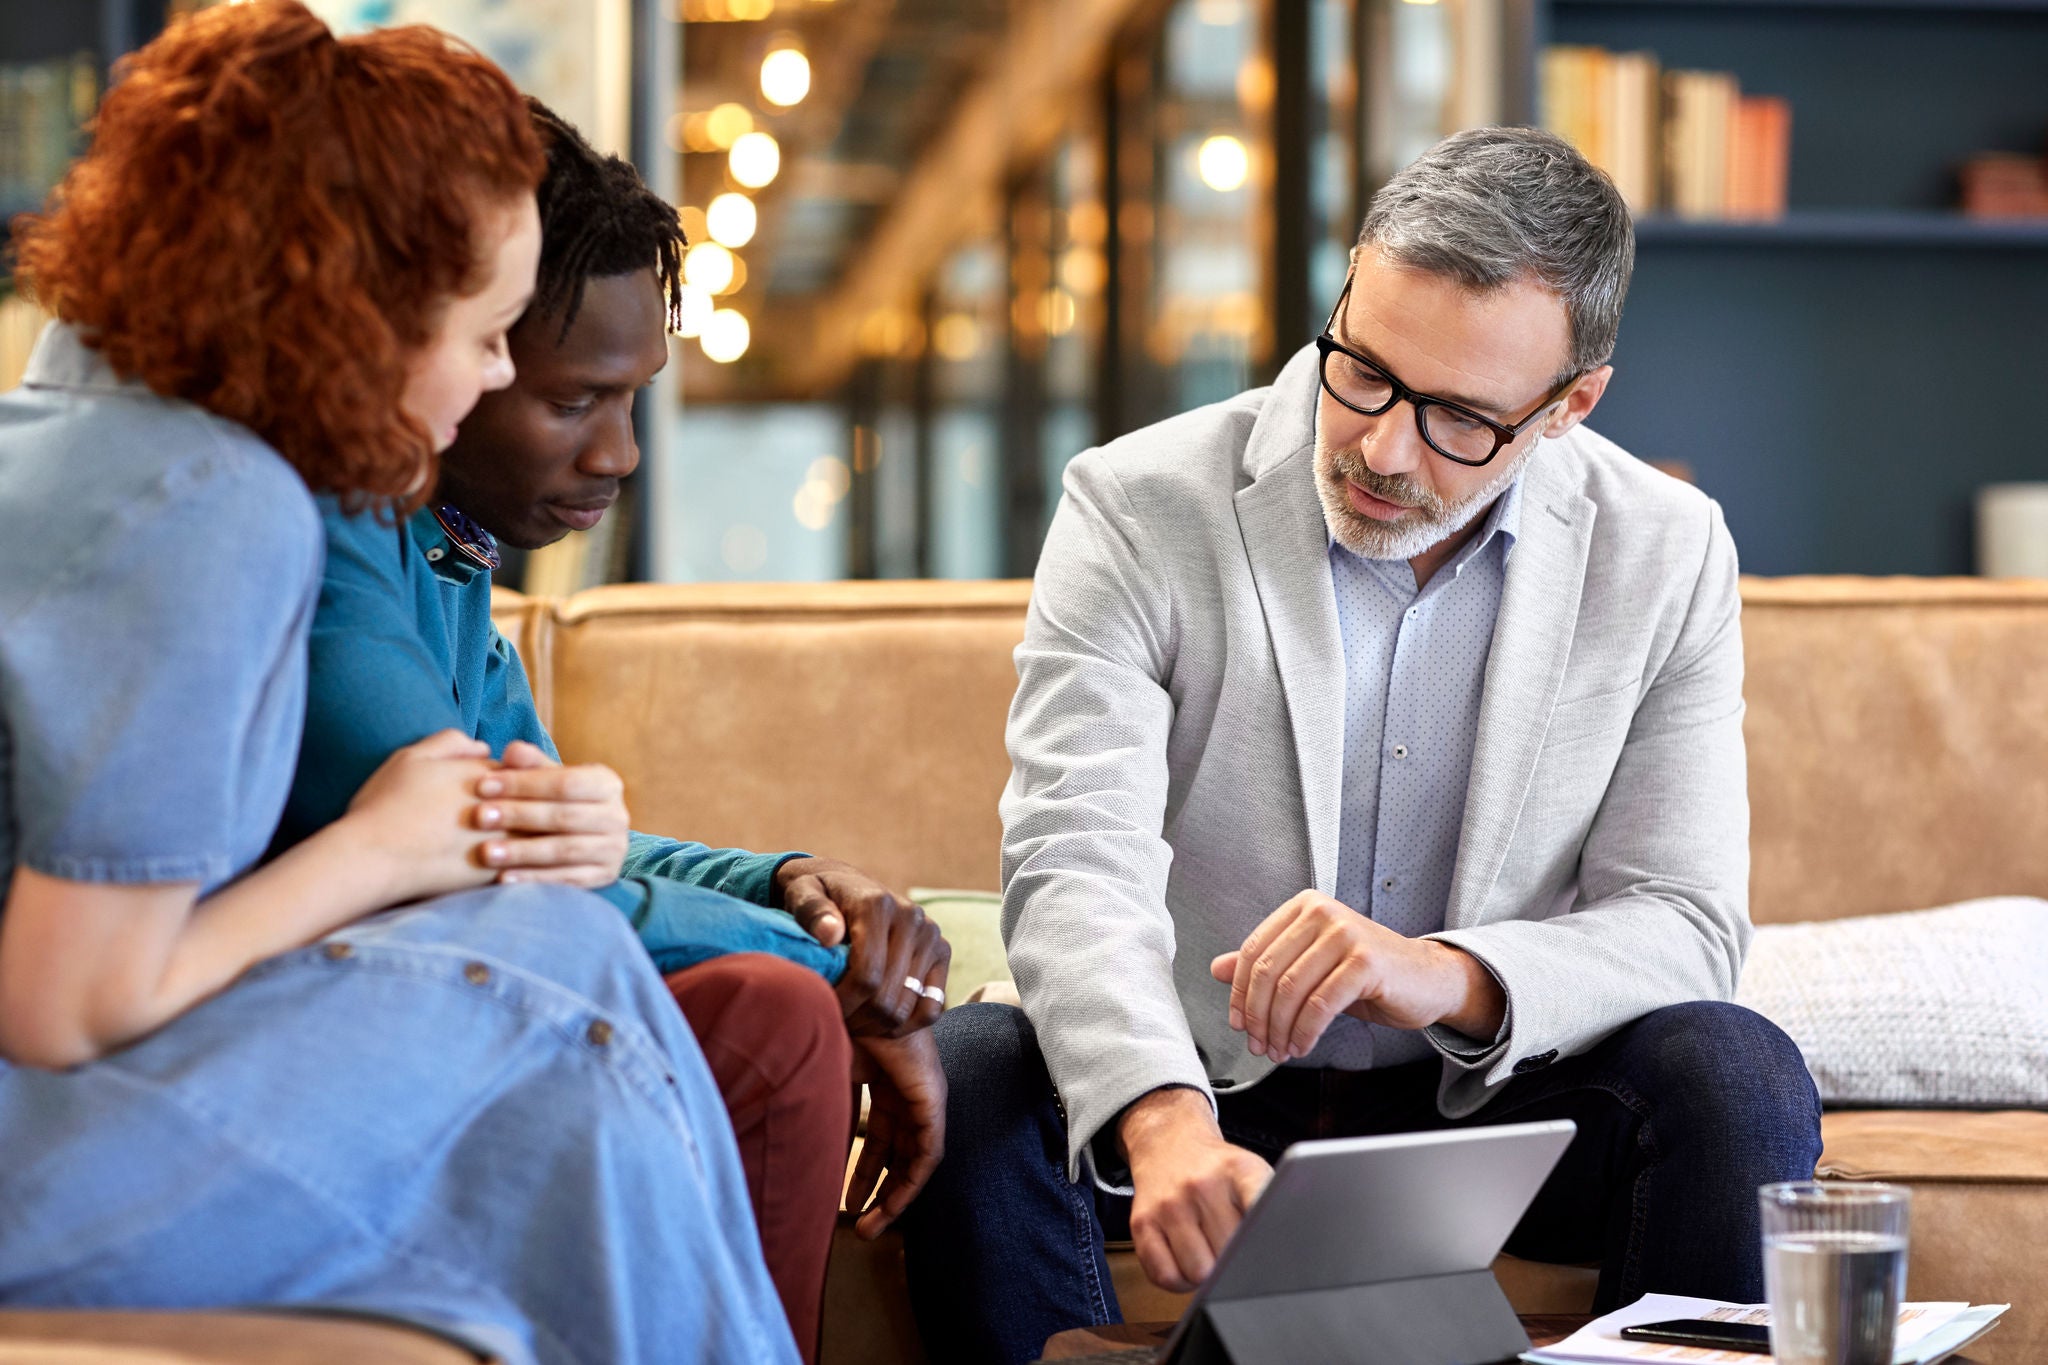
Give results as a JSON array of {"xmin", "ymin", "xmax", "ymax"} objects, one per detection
[{"xmin": 1618, "ymin": 1318, "xmax": 1773, "ymax": 1353}]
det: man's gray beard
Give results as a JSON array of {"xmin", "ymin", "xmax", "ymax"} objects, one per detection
[{"xmin": 1313, "ymin": 434, "xmax": 1530, "ymax": 562}]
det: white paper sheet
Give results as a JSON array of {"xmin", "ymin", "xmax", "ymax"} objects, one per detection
[{"xmin": 1520, "ymin": 1292, "xmax": 1988, "ymax": 1365}]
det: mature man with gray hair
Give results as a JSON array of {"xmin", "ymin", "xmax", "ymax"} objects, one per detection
[{"xmin": 898, "ymin": 127, "xmax": 1821, "ymax": 1365}]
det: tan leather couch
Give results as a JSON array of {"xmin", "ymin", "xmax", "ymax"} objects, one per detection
[{"xmin": 5, "ymin": 576, "xmax": 2044, "ymax": 1362}]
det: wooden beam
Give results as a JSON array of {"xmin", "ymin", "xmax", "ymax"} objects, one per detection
[{"xmin": 778, "ymin": 0, "xmax": 1159, "ymax": 396}]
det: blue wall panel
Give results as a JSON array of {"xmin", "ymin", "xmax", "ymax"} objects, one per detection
[{"xmin": 1587, "ymin": 240, "xmax": 2048, "ymax": 574}]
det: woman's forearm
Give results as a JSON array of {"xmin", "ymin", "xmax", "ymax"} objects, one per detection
[
  {"xmin": 1, "ymin": 823, "xmax": 425, "ymax": 1069},
  {"xmin": 150, "ymin": 821, "xmax": 416, "ymax": 1025}
]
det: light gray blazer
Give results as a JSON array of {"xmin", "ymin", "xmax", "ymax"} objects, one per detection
[{"xmin": 1000, "ymin": 344, "xmax": 1750, "ymax": 1179}]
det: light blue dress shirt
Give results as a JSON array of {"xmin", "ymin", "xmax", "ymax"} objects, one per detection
[
  {"xmin": 0, "ymin": 324, "xmax": 798, "ymax": 1365},
  {"xmin": 1299, "ymin": 476, "xmax": 1523, "ymax": 1070}
]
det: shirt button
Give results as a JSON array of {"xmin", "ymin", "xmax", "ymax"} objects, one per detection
[
  {"xmin": 1392, "ymin": 744, "xmax": 1408, "ymax": 759},
  {"xmin": 463, "ymin": 962, "xmax": 491, "ymax": 986},
  {"xmin": 322, "ymin": 941, "xmax": 353, "ymax": 961},
  {"xmin": 1406, "ymin": 607, "xmax": 1418, "ymax": 619},
  {"xmin": 1382, "ymin": 877, "xmax": 1397, "ymax": 891},
  {"xmin": 586, "ymin": 1019, "xmax": 614, "ymax": 1047},
  {"xmin": 425, "ymin": 546, "xmax": 446, "ymax": 561}
]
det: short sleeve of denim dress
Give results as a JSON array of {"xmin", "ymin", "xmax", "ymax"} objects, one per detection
[{"xmin": 0, "ymin": 323, "xmax": 322, "ymax": 896}]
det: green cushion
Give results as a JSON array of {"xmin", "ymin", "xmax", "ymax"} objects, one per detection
[{"xmin": 910, "ymin": 887, "xmax": 1011, "ymax": 1005}]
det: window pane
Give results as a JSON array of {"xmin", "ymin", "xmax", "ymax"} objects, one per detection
[{"xmin": 658, "ymin": 404, "xmax": 849, "ymax": 582}]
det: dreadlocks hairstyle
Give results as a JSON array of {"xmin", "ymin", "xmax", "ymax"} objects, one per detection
[{"xmin": 527, "ymin": 99, "xmax": 688, "ymax": 340}]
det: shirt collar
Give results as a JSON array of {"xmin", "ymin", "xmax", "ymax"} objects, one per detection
[
  {"xmin": 1480, "ymin": 471, "xmax": 1525, "ymax": 555},
  {"xmin": 410, "ymin": 504, "xmax": 500, "ymax": 582},
  {"xmin": 21, "ymin": 321, "xmax": 152, "ymax": 396},
  {"xmin": 432, "ymin": 503, "xmax": 502, "ymax": 570}
]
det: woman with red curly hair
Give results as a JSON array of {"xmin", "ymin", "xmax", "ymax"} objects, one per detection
[{"xmin": 0, "ymin": 5, "xmax": 800, "ymax": 1363}]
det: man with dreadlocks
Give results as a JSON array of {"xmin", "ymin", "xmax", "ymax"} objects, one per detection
[{"xmin": 278, "ymin": 102, "xmax": 947, "ymax": 1364}]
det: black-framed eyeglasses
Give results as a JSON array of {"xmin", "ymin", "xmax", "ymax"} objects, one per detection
[{"xmin": 1314, "ymin": 271, "xmax": 1580, "ymax": 468}]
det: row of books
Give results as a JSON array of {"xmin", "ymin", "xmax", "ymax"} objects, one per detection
[
  {"xmin": 0, "ymin": 55, "xmax": 96, "ymax": 217},
  {"xmin": 1541, "ymin": 45, "xmax": 1790, "ymax": 222},
  {"xmin": 1959, "ymin": 150, "xmax": 2048, "ymax": 219}
]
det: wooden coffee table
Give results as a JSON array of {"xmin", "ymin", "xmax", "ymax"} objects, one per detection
[{"xmin": 1041, "ymin": 1315, "xmax": 1992, "ymax": 1361}]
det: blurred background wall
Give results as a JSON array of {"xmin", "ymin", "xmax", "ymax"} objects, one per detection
[{"xmin": 4, "ymin": 0, "xmax": 2045, "ymax": 585}]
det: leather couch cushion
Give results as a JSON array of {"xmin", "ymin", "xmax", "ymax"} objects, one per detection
[
  {"xmin": 1820, "ymin": 1110, "xmax": 2048, "ymax": 1363},
  {"xmin": 502, "ymin": 578, "xmax": 2048, "ymax": 930},
  {"xmin": 1820, "ymin": 1109, "xmax": 2048, "ymax": 1183},
  {"xmin": 529, "ymin": 582, "xmax": 1028, "ymax": 897},
  {"xmin": 1742, "ymin": 578, "xmax": 2048, "ymax": 926}
]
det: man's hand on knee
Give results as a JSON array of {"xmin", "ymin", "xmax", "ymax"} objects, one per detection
[
  {"xmin": 776, "ymin": 856, "xmax": 950, "ymax": 1037},
  {"xmin": 1117, "ymin": 1087, "xmax": 1271, "ymax": 1292}
]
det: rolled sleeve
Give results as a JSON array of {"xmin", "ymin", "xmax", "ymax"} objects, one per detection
[{"xmin": 620, "ymin": 833, "xmax": 803, "ymax": 910}]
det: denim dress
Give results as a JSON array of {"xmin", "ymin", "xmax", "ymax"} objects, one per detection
[{"xmin": 0, "ymin": 325, "xmax": 800, "ymax": 1365}]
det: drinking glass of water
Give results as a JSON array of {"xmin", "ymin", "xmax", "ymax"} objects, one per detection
[{"xmin": 1760, "ymin": 1182, "xmax": 1911, "ymax": 1365}]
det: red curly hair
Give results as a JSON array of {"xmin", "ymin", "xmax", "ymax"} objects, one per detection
[{"xmin": 11, "ymin": 0, "xmax": 544, "ymax": 505}]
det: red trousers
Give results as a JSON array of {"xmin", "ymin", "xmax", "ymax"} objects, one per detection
[{"xmin": 665, "ymin": 954, "xmax": 850, "ymax": 1364}]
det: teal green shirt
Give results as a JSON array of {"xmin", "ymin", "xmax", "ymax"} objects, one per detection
[{"xmin": 279, "ymin": 502, "xmax": 846, "ymax": 981}]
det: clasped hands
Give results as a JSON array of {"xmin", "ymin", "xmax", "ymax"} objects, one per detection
[
  {"xmin": 1119, "ymin": 891, "xmax": 1507, "ymax": 1294},
  {"xmin": 373, "ymin": 733, "xmax": 951, "ymax": 1238},
  {"xmin": 408, "ymin": 737, "xmax": 953, "ymax": 1039}
]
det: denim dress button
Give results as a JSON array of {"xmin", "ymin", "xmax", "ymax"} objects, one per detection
[
  {"xmin": 586, "ymin": 1019, "xmax": 614, "ymax": 1047},
  {"xmin": 464, "ymin": 962, "xmax": 491, "ymax": 985},
  {"xmin": 322, "ymin": 942, "xmax": 353, "ymax": 961}
]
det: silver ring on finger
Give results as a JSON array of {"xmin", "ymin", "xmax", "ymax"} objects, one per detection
[{"xmin": 903, "ymin": 975, "xmax": 925, "ymax": 996}]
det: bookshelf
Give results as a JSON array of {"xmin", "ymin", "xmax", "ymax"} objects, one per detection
[
  {"xmin": 1557, "ymin": 0, "xmax": 2048, "ymax": 13},
  {"xmin": 1632, "ymin": 210, "xmax": 2048, "ymax": 245},
  {"xmin": 0, "ymin": 3, "xmax": 160, "ymax": 273},
  {"xmin": 0, "ymin": 4, "xmax": 161, "ymax": 386},
  {"xmin": 1517, "ymin": 0, "xmax": 2048, "ymax": 575}
]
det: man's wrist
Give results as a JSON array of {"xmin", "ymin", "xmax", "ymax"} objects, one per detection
[
  {"xmin": 1115, "ymin": 1084, "xmax": 1217, "ymax": 1164},
  {"xmin": 1430, "ymin": 942, "xmax": 1507, "ymax": 1040}
]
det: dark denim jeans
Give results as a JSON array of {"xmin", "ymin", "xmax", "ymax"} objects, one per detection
[{"xmin": 898, "ymin": 1000, "xmax": 1821, "ymax": 1365}]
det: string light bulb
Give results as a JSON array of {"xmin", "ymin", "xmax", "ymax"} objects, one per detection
[
  {"xmin": 1197, "ymin": 135, "xmax": 1249, "ymax": 192},
  {"xmin": 701, "ymin": 309, "xmax": 751, "ymax": 363},
  {"xmin": 703, "ymin": 102, "xmax": 753, "ymax": 149},
  {"xmin": 706, "ymin": 192, "xmax": 758, "ymax": 248},
  {"xmin": 728, "ymin": 131, "xmax": 781, "ymax": 189},
  {"xmin": 760, "ymin": 48, "xmax": 811, "ymax": 107},
  {"xmin": 675, "ymin": 286, "xmax": 715, "ymax": 338},
  {"xmin": 683, "ymin": 242, "xmax": 736, "ymax": 294}
]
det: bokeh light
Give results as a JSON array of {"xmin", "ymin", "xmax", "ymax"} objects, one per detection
[
  {"xmin": 729, "ymin": 131, "xmax": 781, "ymax": 189},
  {"xmin": 701, "ymin": 308, "xmax": 751, "ymax": 363},
  {"xmin": 760, "ymin": 49, "xmax": 812, "ymax": 107},
  {"xmin": 1197, "ymin": 134, "xmax": 1249, "ymax": 192},
  {"xmin": 683, "ymin": 242, "xmax": 736, "ymax": 294},
  {"xmin": 706, "ymin": 192, "xmax": 758, "ymax": 248},
  {"xmin": 675, "ymin": 286, "xmax": 715, "ymax": 338}
]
